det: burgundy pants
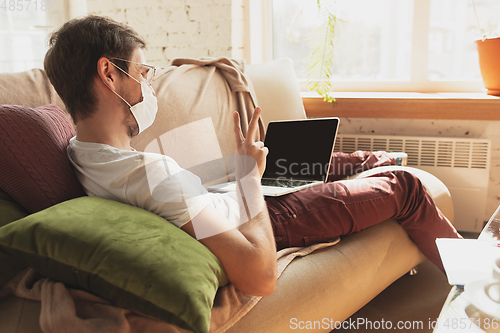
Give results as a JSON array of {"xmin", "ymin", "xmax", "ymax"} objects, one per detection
[{"xmin": 265, "ymin": 151, "xmax": 462, "ymax": 271}]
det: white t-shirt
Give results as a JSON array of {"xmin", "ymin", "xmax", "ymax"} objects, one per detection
[{"xmin": 67, "ymin": 136, "xmax": 239, "ymax": 228}]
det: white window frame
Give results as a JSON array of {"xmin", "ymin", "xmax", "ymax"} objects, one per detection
[
  {"xmin": 242, "ymin": 0, "xmax": 273, "ymax": 65},
  {"xmin": 244, "ymin": 0, "xmax": 484, "ymax": 93}
]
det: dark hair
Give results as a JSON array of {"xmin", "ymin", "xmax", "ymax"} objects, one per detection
[{"xmin": 44, "ymin": 15, "xmax": 146, "ymax": 123}]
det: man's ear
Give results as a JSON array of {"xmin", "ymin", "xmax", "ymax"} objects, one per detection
[{"xmin": 96, "ymin": 57, "xmax": 117, "ymax": 90}]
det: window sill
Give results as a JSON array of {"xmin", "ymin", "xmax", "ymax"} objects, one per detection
[{"xmin": 301, "ymin": 92, "xmax": 500, "ymax": 121}]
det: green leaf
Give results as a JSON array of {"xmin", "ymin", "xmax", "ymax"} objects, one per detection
[{"xmin": 305, "ymin": 0, "xmax": 345, "ymax": 105}]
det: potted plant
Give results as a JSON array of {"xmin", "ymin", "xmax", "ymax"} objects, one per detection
[
  {"xmin": 476, "ymin": 37, "xmax": 500, "ymax": 96},
  {"xmin": 473, "ymin": 0, "xmax": 500, "ymax": 96}
]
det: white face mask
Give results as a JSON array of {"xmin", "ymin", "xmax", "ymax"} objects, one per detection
[
  {"xmin": 104, "ymin": 62, "xmax": 158, "ymax": 134},
  {"xmin": 127, "ymin": 80, "xmax": 158, "ymax": 134}
]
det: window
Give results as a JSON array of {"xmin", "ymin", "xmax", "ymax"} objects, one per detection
[
  {"xmin": 268, "ymin": 0, "xmax": 500, "ymax": 92},
  {"xmin": 0, "ymin": 0, "xmax": 86, "ymax": 73},
  {"xmin": 0, "ymin": 5, "xmax": 49, "ymax": 72}
]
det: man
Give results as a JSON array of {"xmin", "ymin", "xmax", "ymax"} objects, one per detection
[{"xmin": 44, "ymin": 15, "xmax": 461, "ymax": 297}]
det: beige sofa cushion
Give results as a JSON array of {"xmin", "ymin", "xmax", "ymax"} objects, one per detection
[
  {"xmin": 129, "ymin": 65, "xmax": 243, "ymax": 187},
  {"xmin": 245, "ymin": 58, "xmax": 307, "ymax": 127},
  {"xmin": 0, "ymin": 69, "xmax": 66, "ymax": 112}
]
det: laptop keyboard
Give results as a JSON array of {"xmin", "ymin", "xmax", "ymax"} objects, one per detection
[{"xmin": 261, "ymin": 178, "xmax": 316, "ymax": 188}]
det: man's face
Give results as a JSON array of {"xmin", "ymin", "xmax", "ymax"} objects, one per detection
[{"xmin": 119, "ymin": 47, "xmax": 150, "ymax": 137}]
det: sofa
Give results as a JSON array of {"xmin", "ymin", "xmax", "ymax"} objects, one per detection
[{"xmin": 0, "ymin": 58, "xmax": 454, "ymax": 332}]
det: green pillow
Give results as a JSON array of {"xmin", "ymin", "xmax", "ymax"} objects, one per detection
[
  {"xmin": 0, "ymin": 189, "xmax": 29, "ymax": 227},
  {"xmin": 0, "ymin": 196, "xmax": 228, "ymax": 333},
  {"xmin": 0, "ymin": 190, "xmax": 29, "ymax": 286}
]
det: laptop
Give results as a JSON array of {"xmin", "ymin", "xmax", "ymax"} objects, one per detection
[{"xmin": 208, "ymin": 117, "xmax": 340, "ymax": 196}]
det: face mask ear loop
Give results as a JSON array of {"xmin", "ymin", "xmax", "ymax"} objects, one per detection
[
  {"xmin": 101, "ymin": 78, "xmax": 132, "ymax": 108},
  {"xmin": 110, "ymin": 61, "xmax": 142, "ymax": 85}
]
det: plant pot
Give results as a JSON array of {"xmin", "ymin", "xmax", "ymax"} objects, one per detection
[{"xmin": 476, "ymin": 37, "xmax": 500, "ymax": 96}]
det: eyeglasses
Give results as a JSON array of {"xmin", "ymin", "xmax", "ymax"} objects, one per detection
[{"xmin": 110, "ymin": 57, "xmax": 157, "ymax": 85}]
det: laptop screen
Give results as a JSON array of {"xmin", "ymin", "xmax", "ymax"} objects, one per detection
[{"xmin": 262, "ymin": 117, "xmax": 339, "ymax": 182}]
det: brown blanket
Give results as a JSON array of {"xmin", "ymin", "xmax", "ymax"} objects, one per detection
[
  {"xmin": 0, "ymin": 240, "xmax": 339, "ymax": 333},
  {"xmin": 169, "ymin": 57, "xmax": 264, "ymax": 141}
]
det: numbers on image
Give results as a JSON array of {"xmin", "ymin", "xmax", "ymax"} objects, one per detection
[
  {"xmin": 0, "ymin": 0, "xmax": 55, "ymax": 11},
  {"xmin": 441, "ymin": 317, "xmax": 499, "ymax": 330}
]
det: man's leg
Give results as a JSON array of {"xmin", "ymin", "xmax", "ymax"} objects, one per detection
[
  {"xmin": 266, "ymin": 169, "xmax": 461, "ymax": 271},
  {"xmin": 326, "ymin": 151, "xmax": 396, "ymax": 182}
]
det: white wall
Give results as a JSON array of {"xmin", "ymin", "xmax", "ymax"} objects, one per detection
[
  {"xmin": 87, "ymin": 0, "xmax": 236, "ymax": 65},
  {"xmin": 86, "ymin": 0, "xmax": 500, "ymax": 225}
]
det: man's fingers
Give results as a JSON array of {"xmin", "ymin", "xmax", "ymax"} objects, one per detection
[
  {"xmin": 253, "ymin": 141, "xmax": 264, "ymax": 149},
  {"xmin": 246, "ymin": 107, "xmax": 261, "ymax": 142},
  {"xmin": 233, "ymin": 111, "xmax": 245, "ymax": 144}
]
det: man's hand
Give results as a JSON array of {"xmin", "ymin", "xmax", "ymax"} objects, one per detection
[{"xmin": 233, "ymin": 107, "xmax": 268, "ymax": 179}]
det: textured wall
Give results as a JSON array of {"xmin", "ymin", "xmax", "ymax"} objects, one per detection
[{"xmin": 86, "ymin": 0, "xmax": 234, "ymax": 66}]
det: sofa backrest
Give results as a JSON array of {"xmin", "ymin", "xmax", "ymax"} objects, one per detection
[
  {"xmin": 246, "ymin": 58, "xmax": 306, "ymax": 127},
  {"xmin": 129, "ymin": 58, "xmax": 307, "ymax": 187},
  {"xmin": 0, "ymin": 59, "xmax": 306, "ymax": 188},
  {"xmin": 0, "ymin": 69, "xmax": 66, "ymax": 112},
  {"xmin": 0, "ymin": 58, "xmax": 306, "ymax": 127},
  {"xmin": 130, "ymin": 63, "xmax": 244, "ymax": 187}
]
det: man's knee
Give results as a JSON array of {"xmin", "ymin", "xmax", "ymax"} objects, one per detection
[
  {"xmin": 393, "ymin": 169, "xmax": 425, "ymax": 193},
  {"xmin": 365, "ymin": 169, "xmax": 427, "ymax": 203}
]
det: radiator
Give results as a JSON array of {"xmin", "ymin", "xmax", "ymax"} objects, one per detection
[{"xmin": 334, "ymin": 134, "xmax": 491, "ymax": 232}]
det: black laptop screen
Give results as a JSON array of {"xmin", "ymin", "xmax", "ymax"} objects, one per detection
[{"xmin": 262, "ymin": 118, "xmax": 339, "ymax": 182}]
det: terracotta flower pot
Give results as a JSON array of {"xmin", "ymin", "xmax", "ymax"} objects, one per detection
[{"xmin": 476, "ymin": 37, "xmax": 500, "ymax": 96}]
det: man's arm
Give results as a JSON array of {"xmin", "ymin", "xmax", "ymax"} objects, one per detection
[
  {"xmin": 181, "ymin": 107, "xmax": 278, "ymax": 296},
  {"xmin": 181, "ymin": 204, "xmax": 277, "ymax": 296}
]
